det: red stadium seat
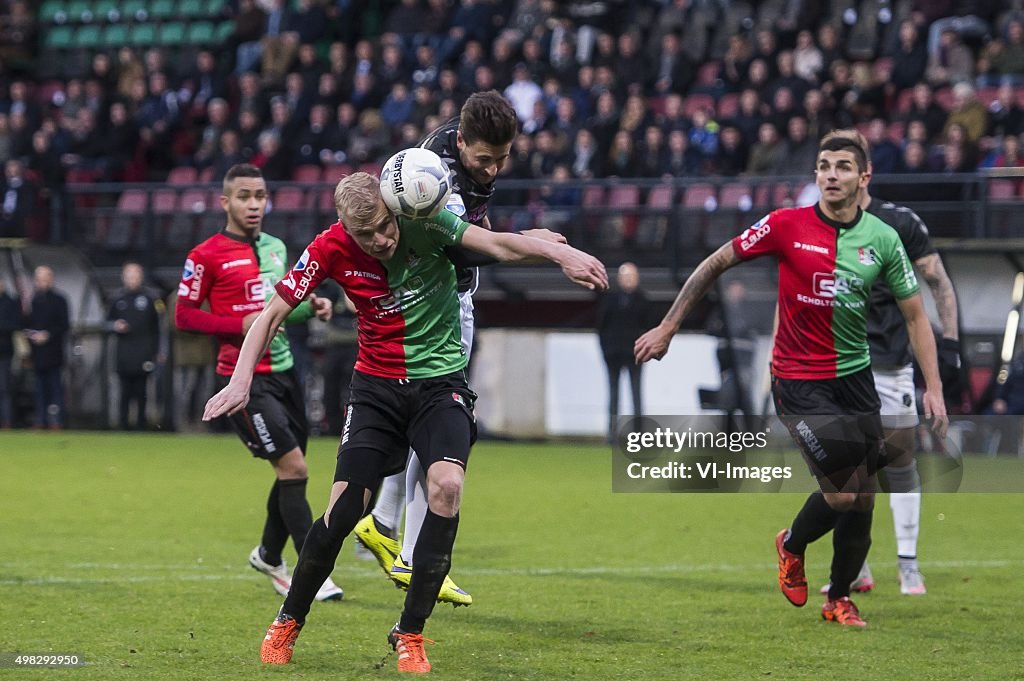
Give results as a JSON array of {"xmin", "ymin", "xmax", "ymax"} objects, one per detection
[
  {"xmin": 153, "ymin": 189, "xmax": 178, "ymax": 213},
  {"xmin": 179, "ymin": 188, "xmax": 213, "ymax": 213},
  {"xmin": 717, "ymin": 92, "xmax": 740, "ymax": 120},
  {"xmin": 168, "ymin": 166, "xmax": 197, "ymax": 184},
  {"xmin": 273, "ymin": 187, "xmax": 306, "ymax": 211},
  {"xmin": 697, "ymin": 61, "xmax": 721, "ymax": 86},
  {"xmin": 896, "ymin": 88, "xmax": 914, "ymax": 114},
  {"xmin": 607, "ymin": 185, "xmax": 640, "ymax": 208},
  {"xmin": 581, "ymin": 185, "xmax": 606, "ymax": 207},
  {"xmin": 989, "ymin": 179, "xmax": 1016, "ymax": 199},
  {"xmin": 684, "ymin": 183, "xmax": 716, "ymax": 209},
  {"xmin": 646, "ymin": 184, "xmax": 675, "ymax": 209},
  {"xmin": 978, "ymin": 86, "xmax": 1000, "ymax": 108},
  {"xmin": 318, "ymin": 188, "xmax": 337, "ymax": 212},
  {"xmin": 683, "ymin": 94, "xmax": 715, "ymax": 119},
  {"xmin": 719, "ymin": 182, "xmax": 753, "ymax": 209},
  {"xmin": 322, "ymin": 163, "xmax": 353, "ymax": 183},
  {"xmin": 934, "ymin": 87, "xmax": 954, "ymax": 112},
  {"xmin": 116, "ymin": 189, "xmax": 148, "ymax": 212},
  {"xmin": 292, "ymin": 164, "xmax": 322, "ymax": 183}
]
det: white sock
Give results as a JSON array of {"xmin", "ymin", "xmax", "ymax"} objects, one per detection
[
  {"xmin": 371, "ymin": 465, "xmax": 407, "ymax": 537},
  {"xmin": 890, "ymin": 491, "xmax": 921, "ymax": 558},
  {"xmin": 401, "ymin": 453, "xmax": 428, "ymax": 564}
]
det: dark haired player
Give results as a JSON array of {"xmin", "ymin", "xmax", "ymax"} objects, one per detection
[
  {"xmin": 353, "ymin": 91, "xmax": 563, "ymax": 605},
  {"xmin": 175, "ymin": 164, "xmax": 340, "ymax": 602},
  {"xmin": 635, "ymin": 136, "xmax": 947, "ymax": 627}
]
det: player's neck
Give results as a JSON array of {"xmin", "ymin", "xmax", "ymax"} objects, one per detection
[
  {"xmin": 818, "ymin": 197, "xmax": 860, "ymax": 224},
  {"xmin": 224, "ymin": 223, "xmax": 260, "ymax": 240},
  {"xmin": 858, "ymin": 191, "xmax": 872, "ymax": 210}
]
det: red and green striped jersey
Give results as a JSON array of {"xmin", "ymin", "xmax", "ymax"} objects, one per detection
[
  {"xmin": 731, "ymin": 204, "xmax": 919, "ymax": 380},
  {"xmin": 175, "ymin": 230, "xmax": 312, "ymax": 375},
  {"xmin": 274, "ymin": 210, "xmax": 471, "ymax": 379}
]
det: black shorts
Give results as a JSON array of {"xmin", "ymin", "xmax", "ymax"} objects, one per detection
[
  {"xmin": 772, "ymin": 366, "xmax": 884, "ymax": 488},
  {"xmin": 215, "ymin": 370, "xmax": 308, "ymax": 460},
  {"xmin": 335, "ymin": 369, "xmax": 478, "ymax": 489}
]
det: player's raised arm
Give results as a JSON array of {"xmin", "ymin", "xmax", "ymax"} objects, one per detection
[
  {"xmin": 459, "ymin": 224, "xmax": 608, "ymax": 290},
  {"xmin": 635, "ymin": 241, "xmax": 741, "ymax": 363},
  {"xmin": 203, "ymin": 295, "xmax": 295, "ymax": 419}
]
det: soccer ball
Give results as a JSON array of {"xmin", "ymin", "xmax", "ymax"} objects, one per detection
[{"xmin": 379, "ymin": 148, "xmax": 453, "ymax": 219}]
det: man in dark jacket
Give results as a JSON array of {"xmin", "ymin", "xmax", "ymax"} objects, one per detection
[
  {"xmin": 598, "ymin": 262, "xmax": 652, "ymax": 437},
  {"xmin": 107, "ymin": 261, "xmax": 162, "ymax": 430},
  {"xmin": 24, "ymin": 265, "xmax": 69, "ymax": 429},
  {"xmin": 0, "ymin": 279, "xmax": 20, "ymax": 428}
]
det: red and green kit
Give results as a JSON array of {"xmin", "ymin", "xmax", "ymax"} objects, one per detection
[
  {"xmin": 176, "ymin": 230, "xmax": 314, "ymax": 375},
  {"xmin": 732, "ymin": 205, "xmax": 919, "ymax": 380},
  {"xmin": 274, "ymin": 210, "xmax": 471, "ymax": 380}
]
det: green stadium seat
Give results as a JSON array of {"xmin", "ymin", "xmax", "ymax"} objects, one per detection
[
  {"xmin": 178, "ymin": 0, "xmax": 204, "ymax": 18},
  {"xmin": 74, "ymin": 24, "xmax": 102, "ymax": 48},
  {"xmin": 129, "ymin": 23, "xmax": 156, "ymax": 46},
  {"xmin": 158, "ymin": 21, "xmax": 187, "ymax": 46},
  {"xmin": 101, "ymin": 23, "xmax": 128, "ymax": 48},
  {"xmin": 186, "ymin": 21, "xmax": 214, "ymax": 45},
  {"xmin": 44, "ymin": 25, "xmax": 74, "ymax": 49},
  {"xmin": 66, "ymin": 0, "xmax": 94, "ymax": 23},
  {"xmin": 214, "ymin": 20, "xmax": 233, "ymax": 44},
  {"xmin": 150, "ymin": 0, "xmax": 176, "ymax": 20},
  {"xmin": 205, "ymin": 0, "xmax": 226, "ymax": 17},
  {"xmin": 92, "ymin": 0, "xmax": 119, "ymax": 22},
  {"xmin": 121, "ymin": 0, "xmax": 147, "ymax": 22},
  {"xmin": 40, "ymin": 0, "xmax": 67, "ymax": 24}
]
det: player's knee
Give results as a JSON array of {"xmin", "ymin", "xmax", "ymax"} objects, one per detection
[
  {"xmin": 427, "ymin": 476, "xmax": 463, "ymax": 518},
  {"xmin": 851, "ymin": 493, "xmax": 875, "ymax": 512},
  {"xmin": 325, "ymin": 483, "xmax": 369, "ymax": 532},
  {"xmin": 824, "ymin": 491, "xmax": 858, "ymax": 511},
  {"xmin": 273, "ymin": 448, "xmax": 308, "ymax": 479}
]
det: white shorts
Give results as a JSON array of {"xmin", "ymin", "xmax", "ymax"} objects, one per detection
[
  {"xmin": 872, "ymin": 365, "xmax": 919, "ymax": 429},
  {"xmin": 459, "ymin": 290, "xmax": 475, "ymax": 361}
]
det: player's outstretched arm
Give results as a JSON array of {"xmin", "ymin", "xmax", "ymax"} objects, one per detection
[
  {"xmin": 203, "ymin": 295, "xmax": 295, "ymax": 420},
  {"xmin": 460, "ymin": 224, "xmax": 608, "ymax": 290},
  {"xmin": 635, "ymin": 242, "xmax": 740, "ymax": 363},
  {"xmin": 897, "ymin": 293, "xmax": 948, "ymax": 437}
]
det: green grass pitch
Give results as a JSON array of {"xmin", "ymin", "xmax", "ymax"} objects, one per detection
[{"xmin": 1, "ymin": 432, "xmax": 1022, "ymax": 680}]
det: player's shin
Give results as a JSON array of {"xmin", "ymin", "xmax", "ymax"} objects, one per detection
[
  {"xmin": 828, "ymin": 508, "xmax": 873, "ymax": 601},
  {"xmin": 278, "ymin": 478, "xmax": 313, "ymax": 555},
  {"xmin": 785, "ymin": 492, "xmax": 841, "ymax": 555},
  {"xmin": 282, "ymin": 484, "xmax": 367, "ymax": 621},
  {"xmin": 399, "ymin": 510, "xmax": 459, "ymax": 633}
]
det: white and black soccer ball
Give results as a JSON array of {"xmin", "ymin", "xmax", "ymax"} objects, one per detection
[{"xmin": 379, "ymin": 148, "xmax": 453, "ymax": 219}]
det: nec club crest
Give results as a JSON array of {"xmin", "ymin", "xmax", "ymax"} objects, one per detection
[{"xmin": 857, "ymin": 247, "xmax": 877, "ymax": 266}]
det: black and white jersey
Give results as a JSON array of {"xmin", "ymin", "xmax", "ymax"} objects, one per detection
[
  {"xmin": 865, "ymin": 197, "xmax": 937, "ymax": 367},
  {"xmin": 419, "ymin": 117, "xmax": 497, "ymax": 293}
]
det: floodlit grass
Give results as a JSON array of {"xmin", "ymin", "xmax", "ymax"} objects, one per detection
[{"xmin": 1, "ymin": 432, "xmax": 1022, "ymax": 680}]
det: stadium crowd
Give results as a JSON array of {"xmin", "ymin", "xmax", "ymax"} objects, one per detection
[{"xmin": 0, "ymin": 0, "xmax": 1023, "ymax": 242}]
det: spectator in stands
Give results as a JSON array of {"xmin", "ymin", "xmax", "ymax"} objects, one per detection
[
  {"xmin": 986, "ymin": 83, "xmax": 1024, "ymax": 139},
  {"xmin": 104, "ymin": 101, "xmax": 139, "ymax": 182},
  {"xmin": 980, "ymin": 133, "xmax": 1024, "ymax": 169},
  {"xmin": 936, "ymin": 139, "xmax": 973, "ymax": 173},
  {"xmin": 116, "ymin": 48, "xmax": 145, "ymax": 103},
  {"xmin": 866, "ymin": 118, "xmax": 902, "ymax": 174},
  {"xmin": 259, "ymin": 0, "xmax": 294, "ymax": 85},
  {"xmin": 314, "ymin": 72, "xmax": 341, "ymax": 112},
  {"xmin": 924, "ymin": 4, "xmax": 992, "ymax": 60},
  {"xmin": 605, "ymin": 130, "xmax": 639, "ymax": 178},
  {"xmin": 900, "ymin": 140, "xmax": 929, "ymax": 172},
  {"xmin": 776, "ymin": 115, "xmax": 819, "ymax": 175},
  {"xmin": 979, "ymin": 19, "xmax": 1024, "ymax": 86},
  {"xmin": 346, "ymin": 109, "xmax": 389, "ymax": 165},
  {"xmin": 598, "ymin": 262, "xmax": 651, "ymax": 439},
  {"xmin": 23, "ymin": 265, "xmax": 69, "ymax": 430},
  {"xmin": 411, "ymin": 45, "xmax": 441, "ymax": 89},
  {"xmin": 0, "ymin": 0, "xmax": 34, "ymax": 70},
  {"xmin": 521, "ymin": 38, "xmax": 549, "ymax": 84},
  {"xmin": 349, "ymin": 70, "xmax": 383, "ymax": 111},
  {"xmin": 386, "ymin": 0, "xmax": 431, "ymax": 49},
  {"xmin": 211, "ymin": 130, "xmax": 244, "ymax": 181},
  {"xmin": 228, "ymin": 0, "xmax": 268, "ymax": 76},
  {"xmin": 505, "ymin": 62, "xmax": 544, "ymax": 123},
  {"xmin": 251, "ymin": 130, "xmax": 291, "ymax": 181},
  {"xmin": 294, "ymin": 44, "xmax": 326, "ymax": 93},
  {"xmin": 618, "ymin": 94, "xmax": 650, "ymax": 141},
  {"xmin": 0, "ymin": 278, "xmax": 17, "ymax": 428},
  {"xmin": 0, "ymin": 159, "xmax": 33, "ymax": 238},
  {"xmin": 713, "ymin": 125, "xmax": 748, "ymax": 177},
  {"xmin": 537, "ymin": 164, "xmax": 580, "ymax": 231},
  {"xmin": 770, "ymin": 50, "xmax": 810, "ymax": 102},
  {"xmin": 890, "ymin": 20, "xmax": 929, "ymax": 92},
  {"xmin": 926, "ymin": 28, "xmax": 974, "ymax": 87},
  {"xmin": 143, "ymin": 48, "xmax": 177, "ymax": 87},
  {"xmin": 753, "ymin": 29, "xmax": 780, "ymax": 76},
  {"xmin": 294, "ymin": 103, "xmax": 333, "ymax": 167},
  {"xmin": 282, "ymin": 72, "xmax": 312, "ymax": 127},
  {"xmin": 665, "ymin": 128, "xmax": 704, "ymax": 176},
  {"xmin": 264, "ymin": 97, "xmax": 298, "ymax": 148},
  {"xmin": 193, "ymin": 98, "xmax": 231, "ymax": 170},
  {"xmin": 903, "ymin": 82, "xmax": 948, "ymax": 141},
  {"xmin": 688, "ymin": 107, "xmax": 720, "ymax": 166},
  {"xmin": 768, "ymin": 86, "xmax": 800, "ymax": 134},
  {"xmin": 802, "ymin": 88, "xmax": 834, "ymax": 142},
  {"xmin": 528, "ymin": 129, "xmax": 561, "ymax": 178},
  {"xmin": 137, "ymin": 72, "xmax": 181, "ymax": 175},
  {"xmin": 569, "ymin": 128, "xmax": 603, "ymax": 179},
  {"xmin": 27, "ymin": 130, "xmax": 66, "ymax": 242},
  {"xmin": 732, "ymin": 89, "xmax": 766, "ymax": 147},
  {"xmin": 6, "ymin": 109, "xmax": 30, "ymax": 160},
  {"xmin": 587, "ymin": 90, "xmax": 620, "ymax": 155},
  {"xmin": 183, "ymin": 50, "xmax": 227, "ymax": 117},
  {"xmin": 637, "ymin": 125, "xmax": 668, "ymax": 178},
  {"xmin": 456, "ymin": 40, "xmax": 486, "ymax": 89},
  {"xmin": 237, "ymin": 107, "xmax": 263, "ymax": 160},
  {"xmin": 651, "ymin": 31, "xmax": 694, "ymax": 97},
  {"xmin": 4, "ymin": 81, "xmax": 40, "ymax": 132},
  {"xmin": 107, "ymin": 261, "xmax": 161, "ymax": 431},
  {"xmin": 817, "ymin": 22, "xmax": 842, "ymax": 66},
  {"xmin": 745, "ymin": 122, "xmax": 784, "ymax": 176},
  {"xmin": 549, "ymin": 96, "xmax": 580, "ymax": 149},
  {"xmin": 743, "ymin": 57, "xmax": 772, "ymax": 93},
  {"xmin": 793, "ymin": 29, "xmax": 824, "ymax": 84},
  {"xmin": 944, "ymin": 82, "xmax": 988, "ymax": 143},
  {"xmin": 723, "ymin": 33, "xmax": 753, "ymax": 91}
]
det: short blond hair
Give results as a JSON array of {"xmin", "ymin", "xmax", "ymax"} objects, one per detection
[{"xmin": 334, "ymin": 172, "xmax": 386, "ymax": 226}]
